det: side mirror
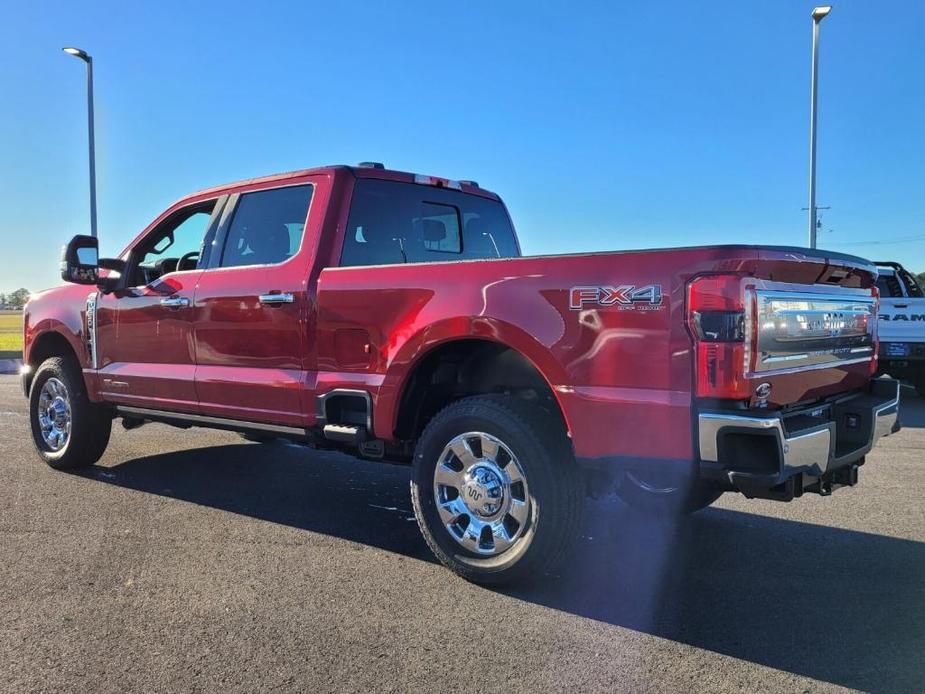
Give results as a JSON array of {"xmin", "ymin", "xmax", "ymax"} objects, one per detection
[{"xmin": 60, "ymin": 235, "xmax": 99, "ymax": 285}]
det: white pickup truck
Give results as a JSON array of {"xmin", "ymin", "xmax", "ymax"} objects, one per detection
[{"xmin": 876, "ymin": 262, "xmax": 925, "ymax": 396}]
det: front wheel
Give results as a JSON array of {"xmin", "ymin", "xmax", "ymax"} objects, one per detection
[
  {"xmin": 410, "ymin": 395, "xmax": 582, "ymax": 586},
  {"xmin": 29, "ymin": 357, "xmax": 112, "ymax": 470}
]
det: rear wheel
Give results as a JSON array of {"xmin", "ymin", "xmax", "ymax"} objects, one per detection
[
  {"xmin": 615, "ymin": 465, "xmax": 722, "ymax": 515},
  {"xmin": 28, "ymin": 357, "xmax": 112, "ymax": 470},
  {"xmin": 410, "ymin": 395, "xmax": 582, "ymax": 585}
]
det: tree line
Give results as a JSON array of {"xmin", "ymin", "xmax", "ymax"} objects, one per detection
[{"xmin": 0, "ymin": 289, "xmax": 30, "ymax": 310}]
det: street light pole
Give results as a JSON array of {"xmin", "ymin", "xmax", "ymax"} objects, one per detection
[
  {"xmin": 62, "ymin": 47, "xmax": 97, "ymax": 239},
  {"xmin": 808, "ymin": 6, "xmax": 832, "ymax": 249}
]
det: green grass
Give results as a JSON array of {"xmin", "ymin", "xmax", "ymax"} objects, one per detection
[{"xmin": 0, "ymin": 311, "xmax": 23, "ymax": 358}]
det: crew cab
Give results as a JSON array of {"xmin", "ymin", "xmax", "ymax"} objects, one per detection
[
  {"xmin": 22, "ymin": 163, "xmax": 901, "ymax": 584},
  {"xmin": 875, "ymin": 261, "xmax": 925, "ymax": 396}
]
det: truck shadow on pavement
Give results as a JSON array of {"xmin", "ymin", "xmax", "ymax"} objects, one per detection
[
  {"xmin": 82, "ymin": 439, "xmax": 924, "ymax": 693},
  {"xmin": 898, "ymin": 388, "xmax": 924, "ymax": 428}
]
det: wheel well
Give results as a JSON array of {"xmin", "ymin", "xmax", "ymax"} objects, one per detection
[
  {"xmin": 394, "ymin": 340, "xmax": 567, "ymax": 441},
  {"xmin": 29, "ymin": 332, "xmax": 79, "ymax": 369}
]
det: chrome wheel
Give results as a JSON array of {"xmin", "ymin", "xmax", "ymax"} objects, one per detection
[
  {"xmin": 433, "ymin": 432, "xmax": 530, "ymax": 556},
  {"xmin": 37, "ymin": 377, "xmax": 71, "ymax": 452}
]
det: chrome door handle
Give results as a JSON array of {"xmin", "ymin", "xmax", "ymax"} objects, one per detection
[
  {"xmin": 160, "ymin": 296, "xmax": 191, "ymax": 308},
  {"xmin": 259, "ymin": 293, "xmax": 294, "ymax": 305}
]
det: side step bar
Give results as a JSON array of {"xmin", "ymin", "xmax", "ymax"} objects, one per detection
[
  {"xmin": 114, "ymin": 406, "xmax": 310, "ymax": 438},
  {"xmin": 116, "ymin": 402, "xmax": 386, "ymax": 458}
]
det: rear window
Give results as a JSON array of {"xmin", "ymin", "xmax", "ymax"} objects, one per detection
[
  {"xmin": 898, "ymin": 268, "xmax": 924, "ymax": 298},
  {"xmin": 876, "ymin": 273, "xmax": 904, "ymax": 298},
  {"xmin": 340, "ymin": 179, "xmax": 519, "ymax": 267}
]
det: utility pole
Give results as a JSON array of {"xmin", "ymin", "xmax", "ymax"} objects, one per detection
[
  {"xmin": 808, "ymin": 6, "xmax": 832, "ymax": 248},
  {"xmin": 62, "ymin": 47, "xmax": 98, "ymax": 238}
]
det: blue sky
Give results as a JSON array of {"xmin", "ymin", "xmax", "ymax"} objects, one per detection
[{"xmin": 1, "ymin": 0, "xmax": 923, "ymax": 293}]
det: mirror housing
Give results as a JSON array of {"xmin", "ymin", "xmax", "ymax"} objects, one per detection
[{"xmin": 60, "ymin": 235, "xmax": 99, "ymax": 285}]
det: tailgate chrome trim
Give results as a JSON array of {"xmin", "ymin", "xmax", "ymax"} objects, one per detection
[{"xmin": 751, "ymin": 289, "xmax": 876, "ymax": 375}]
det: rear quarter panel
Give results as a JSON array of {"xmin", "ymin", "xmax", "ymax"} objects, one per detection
[
  {"xmin": 317, "ymin": 245, "xmax": 877, "ymax": 462},
  {"xmin": 317, "ymin": 247, "xmax": 765, "ymax": 460}
]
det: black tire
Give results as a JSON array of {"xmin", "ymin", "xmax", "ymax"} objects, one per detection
[
  {"xmin": 28, "ymin": 357, "xmax": 112, "ymax": 470},
  {"xmin": 614, "ymin": 465, "xmax": 722, "ymax": 515},
  {"xmin": 410, "ymin": 395, "xmax": 582, "ymax": 586}
]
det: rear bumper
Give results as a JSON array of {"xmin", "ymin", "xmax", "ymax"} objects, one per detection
[{"xmin": 698, "ymin": 378, "xmax": 901, "ymax": 499}]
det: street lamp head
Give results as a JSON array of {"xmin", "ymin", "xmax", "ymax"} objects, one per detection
[
  {"xmin": 812, "ymin": 6, "xmax": 832, "ymax": 22},
  {"xmin": 62, "ymin": 47, "xmax": 91, "ymax": 62}
]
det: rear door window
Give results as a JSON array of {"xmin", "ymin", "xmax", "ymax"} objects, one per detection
[
  {"xmin": 340, "ymin": 179, "xmax": 519, "ymax": 267},
  {"xmin": 219, "ymin": 185, "xmax": 314, "ymax": 268}
]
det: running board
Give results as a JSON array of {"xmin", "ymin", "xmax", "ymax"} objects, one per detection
[
  {"xmin": 322, "ymin": 424, "xmax": 366, "ymax": 444},
  {"xmin": 115, "ymin": 406, "xmax": 309, "ymax": 438}
]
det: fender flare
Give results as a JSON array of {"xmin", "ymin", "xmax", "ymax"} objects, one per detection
[{"xmin": 373, "ymin": 316, "xmax": 570, "ymax": 440}]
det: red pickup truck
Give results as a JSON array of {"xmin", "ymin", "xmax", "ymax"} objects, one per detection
[{"xmin": 23, "ymin": 163, "xmax": 901, "ymax": 584}]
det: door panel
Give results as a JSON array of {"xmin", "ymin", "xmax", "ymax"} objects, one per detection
[
  {"xmin": 192, "ymin": 181, "xmax": 319, "ymax": 426},
  {"xmin": 193, "ymin": 276, "xmax": 307, "ymax": 425},
  {"xmin": 94, "ymin": 196, "xmax": 225, "ymax": 413},
  {"xmin": 97, "ymin": 272, "xmax": 201, "ymax": 410}
]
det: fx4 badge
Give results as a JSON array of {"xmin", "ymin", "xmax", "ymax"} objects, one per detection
[{"xmin": 569, "ymin": 285, "xmax": 664, "ymax": 311}]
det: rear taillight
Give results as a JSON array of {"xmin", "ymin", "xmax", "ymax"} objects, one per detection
[
  {"xmin": 870, "ymin": 285, "xmax": 880, "ymax": 376},
  {"xmin": 688, "ymin": 275, "xmax": 749, "ymax": 399}
]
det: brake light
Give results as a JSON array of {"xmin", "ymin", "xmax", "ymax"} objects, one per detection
[
  {"xmin": 414, "ymin": 174, "xmax": 462, "ymax": 190},
  {"xmin": 688, "ymin": 275, "xmax": 749, "ymax": 399},
  {"xmin": 870, "ymin": 285, "xmax": 880, "ymax": 376}
]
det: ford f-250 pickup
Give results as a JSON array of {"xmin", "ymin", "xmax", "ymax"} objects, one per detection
[{"xmin": 23, "ymin": 163, "xmax": 901, "ymax": 584}]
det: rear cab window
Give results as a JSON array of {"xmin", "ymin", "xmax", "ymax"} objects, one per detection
[{"xmin": 340, "ymin": 179, "xmax": 519, "ymax": 267}]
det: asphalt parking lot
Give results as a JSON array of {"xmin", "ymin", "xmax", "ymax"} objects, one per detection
[{"xmin": 1, "ymin": 375, "xmax": 922, "ymax": 693}]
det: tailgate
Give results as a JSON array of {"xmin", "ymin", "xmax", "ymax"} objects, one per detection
[
  {"xmin": 688, "ymin": 246, "xmax": 880, "ymax": 408},
  {"xmin": 746, "ymin": 283, "xmax": 878, "ymax": 408},
  {"xmin": 746, "ymin": 248, "xmax": 879, "ymax": 407},
  {"xmin": 878, "ymin": 298, "xmax": 925, "ymax": 344}
]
